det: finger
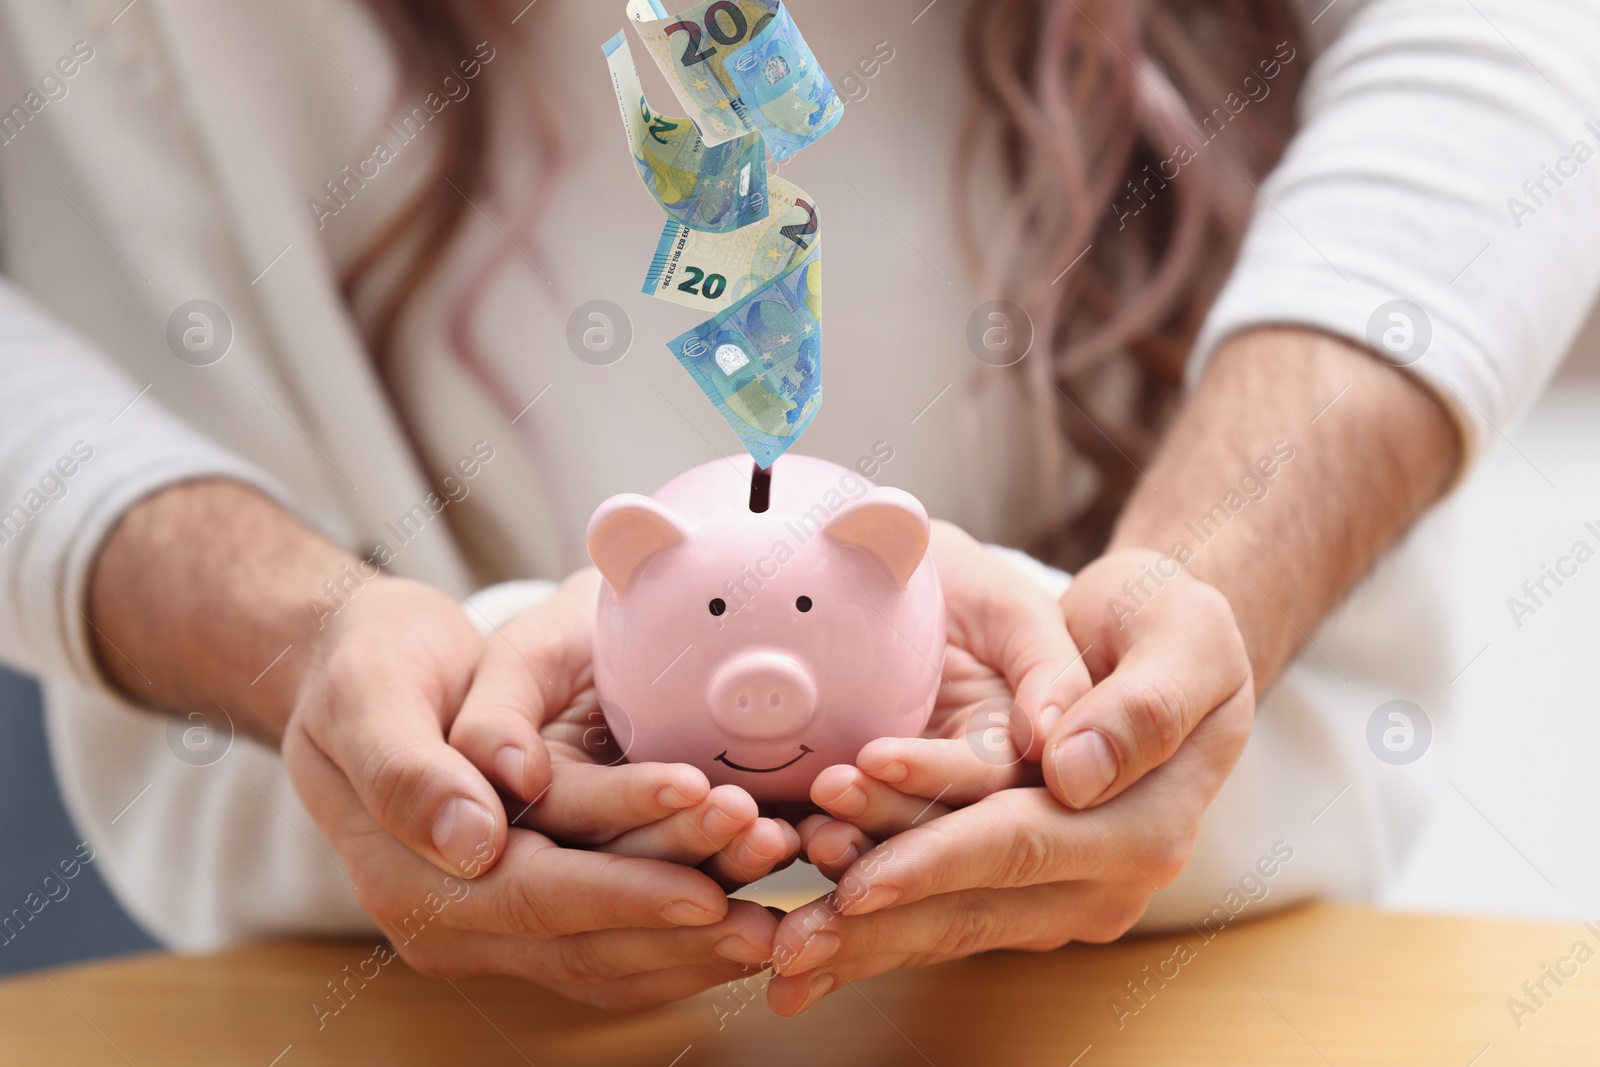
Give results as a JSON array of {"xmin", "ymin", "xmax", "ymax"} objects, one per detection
[
  {"xmin": 551, "ymin": 961, "xmax": 768, "ymax": 1014},
  {"xmin": 855, "ymin": 737, "xmax": 1040, "ymax": 804},
  {"xmin": 291, "ymin": 732, "xmax": 734, "ymax": 940},
  {"xmin": 1045, "ymin": 594, "xmax": 1250, "ymax": 809},
  {"xmin": 298, "ymin": 673, "xmax": 509, "ymax": 881},
  {"xmin": 935, "ymin": 526, "xmax": 1094, "ymax": 759},
  {"xmin": 796, "ymin": 816, "xmax": 874, "ymax": 881},
  {"xmin": 823, "ymin": 788, "xmax": 1119, "ymax": 916},
  {"xmin": 448, "ymin": 643, "xmax": 556, "ymax": 805},
  {"xmin": 809, "ymin": 765, "xmax": 951, "ymax": 839},
  {"xmin": 450, "ymin": 569, "xmax": 601, "ymax": 803},
  {"xmin": 446, "ymin": 827, "xmax": 733, "ymax": 938},
  {"xmin": 445, "ymin": 897, "xmax": 780, "ymax": 986},
  {"xmin": 828, "ymin": 702, "xmax": 1255, "ymax": 917},
  {"xmin": 514, "ymin": 760, "xmax": 710, "ymax": 845},
  {"xmin": 700, "ymin": 818, "xmax": 801, "ymax": 890},
  {"xmin": 598, "ymin": 784, "xmax": 758, "ymax": 864},
  {"xmin": 794, "ymin": 812, "xmax": 835, "ymax": 859},
  {"xmin": 767, "ymin": 884, "xmax": 1080, "ymax": 1011}
]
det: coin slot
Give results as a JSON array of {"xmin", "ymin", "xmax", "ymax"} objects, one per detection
[{"xmin": 749, "ymin": 463, "xmax": 772, "ymax": 514}]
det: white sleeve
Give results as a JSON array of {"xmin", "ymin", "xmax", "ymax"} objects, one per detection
[
  {"xmin": 0, "ymin": 279, "xmax": 286, "ymax": 690},
  {"xmin": 460, "ymin": 579, "xmax": 560, "ymax": 632},
  {"xmin": 1192, "ymin": 0, "xmax": 1600, "ymax": 474},
  {"xmin": 985, "ymin": 543, "xmax": 1072, "ymax": 599}
]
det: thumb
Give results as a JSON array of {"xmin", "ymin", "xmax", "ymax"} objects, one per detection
[
  {"xmin": 295, "ymin": 593, "xmax": 512, "ymax": 879},
  {"xmin": 299, "ymin": 685, "xmax": 510, "ymax": 879},
  {"xmin": 1043, "ymin": 592, "xmax": 1250, "ymax": 809},
  {"xmin": 448, "ymin": 642, "xmax": 559, "ymax": 808},
  {"xmin": 450, "ymin": 569, "xmax": 601, "ymax": 803}
]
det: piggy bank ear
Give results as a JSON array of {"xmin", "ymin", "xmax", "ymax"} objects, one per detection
[
  {"xmin": 586, "ymin": 494, "xmax": 689, "ymax": 593},
  {"xmin": 823, "ymin": 488, "xmax": 930, "ymax": 588}
]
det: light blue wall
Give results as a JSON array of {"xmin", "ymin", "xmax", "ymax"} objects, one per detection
[{"xmin": 0, "ymin": 666, "xmax": 156, "ymax": 975}]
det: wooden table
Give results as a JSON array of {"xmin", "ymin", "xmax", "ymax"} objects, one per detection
[{"xmin": 0, "ymin": 904, "xmax": 1595, "ymax": 1065}]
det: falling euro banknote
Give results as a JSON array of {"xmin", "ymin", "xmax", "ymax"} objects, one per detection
[
  {"xmin": 604, "ymin": 30, "xmax": 769, "ymax": 233},
  {"xmin": 603, "ymin": 1, "xmax": 838, "ymax": 468},
  {"xmin": 642, "ymin": 175, "xmax": 817, "ymax": 312},
  {"xmin": 666, "ymin": 240, "xmax": 822, "ymax": 470},
  {"xmin": 625, "ymin": 0, "xmax": 844, "ymax": 161}
]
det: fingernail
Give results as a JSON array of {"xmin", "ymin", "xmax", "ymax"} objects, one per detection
[
  {"xmin": 657, "ymin": 784, "xmax": 692, "ymax": 808},
  {"xmin": 785, "ymin": 932, "xmax": 840, "ymax": 975},
  {"xmin": 841, "ymin": 884, "xmax": 899, "ymax": 916},
  {"xmin": 713, "ymin": 935, "xmax": 768, "ymax": 965},
  {"xmin": 867, "ymin": 760, "xmax": 908, "ymax": 783},
  {"xmin": 431, "ymin": 797, "xmax": 495, "ymax": 873},
  {"xmin": 703, "ymin": 803, "xmax": 746, "ymax": 837},
  {"xmin": 739, "ymin": 831, "xmax": 784, "ymax": 870},
  {"xmin": 823, "ymin": 783, "xmax": 868, "ymax": 818},
  {"xmin": 662, "ymin": 900, "xmax": 722, "ymax": 926},
  {"xmin": 801, "ymin": 973, "xmax": 836, "ymax": 1011},
  {"xmin": 1039, "ymin": 704, "xmax": 1063, "ymax": 735},
  {"xmin": 493, "ymin": 746, "xmax": 525, "ymax": 793},
  {"xmin": 827, "ymin": 843, "xmax": 861, "ymax": 869},
  {"xmin": 1054, "ymin": 730, "xmax": 1118, "ymax": 808}
]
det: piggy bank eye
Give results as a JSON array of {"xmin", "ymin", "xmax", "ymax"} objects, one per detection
[
  {"xmin": 709, "ymin": 598, "xmax": 727, "ymax": 616},
  {"xmin": 795, "ymin": 595, "xmax": 813, "ymax": 613}
]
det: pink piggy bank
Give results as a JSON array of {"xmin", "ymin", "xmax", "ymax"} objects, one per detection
[{"xmin": 586, "ymin": 454, "xmax": 947, "ymax": 802}]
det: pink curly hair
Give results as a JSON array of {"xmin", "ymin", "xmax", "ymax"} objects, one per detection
[{"xmin": 958, "ymin": 0, "xmax": 1303, "ymax": 566}]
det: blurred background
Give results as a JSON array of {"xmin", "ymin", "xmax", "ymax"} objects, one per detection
[
  {"xmin": 1384, "ymin": 311, "xmax": 1600, "ymax": 923},
  {"xmin": 4, "ymin": 311, "xmax": 1599, "ymax": 978}
]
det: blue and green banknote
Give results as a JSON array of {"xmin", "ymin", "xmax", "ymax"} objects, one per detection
[
  {"xmin": 603, "ymin": 31, "xmax": 768, "ymax": 233},
  {"xmin": 625, "ymin": 0, "xmax": 843, "ymax": 161},
  {"xmin": 667, "ymin": 242, "xmax": 823, "ymax": 470},
  {"xmin": 603, "ymin": 1, "xmax": 839, "ymax": 467}
]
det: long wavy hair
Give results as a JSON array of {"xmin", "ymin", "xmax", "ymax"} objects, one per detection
[{"xmin": 353, "ymin": 0, "xmax": 1302, "ymax": 571}]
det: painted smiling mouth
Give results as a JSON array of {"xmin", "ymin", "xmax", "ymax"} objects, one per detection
[{"xmin": 713, "ymin": 745, "xmax": 814, "ymax": 774}]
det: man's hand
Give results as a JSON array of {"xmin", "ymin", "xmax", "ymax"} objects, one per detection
[
  {"xmin": 1041, "ymin": 548, "xmax": 1252, "ymax": 809},
  {"xmin": 89, "ymin": 480, "xmax": 776, "ymax": 1008},
  {"xmin": 1110, "ymin": 326, "xmax": 1460, "ymax": 692},
  {"xmin": 285, "ymin": 579, "xmax": 777, "ymax": 1009},
  {"xmin": 286, "ymin": 577, "xmax": 508, "ymax": 876},
  {"xmin": 764, "ymin": 325, "xmax": 1460, "ymax": 1012},
  {"xmin": 773, "ymin": 546, "xmax": 1252, "ymax": 1016},
  {"xmin": 767, "ymin": 693, "xmax": 1250, "ymax": 1015}
]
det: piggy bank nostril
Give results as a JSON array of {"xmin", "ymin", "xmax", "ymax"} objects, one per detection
[
  {"xmin": 768, "ymin": 692, "xmax": 782, "ymax": 709},
  {"xmin": 737, "ymin": 694, "xmax": 750, "ymax": 710}
]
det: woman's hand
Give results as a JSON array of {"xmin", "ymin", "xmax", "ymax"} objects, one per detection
[
  {"xmin": 283, "ymin": 576, "xmax": 776, "ymax": 1010},
  {"xmin": 447, "ymin": 568, "xmax": 802, "ymax": 892},
  {"xmin": 768, "ymin": 547, "xmax": 1253, "ymax": 1014},
  {"xmin": 792, "ymin": 521, "xmax": 1092, "ymax": 875}
]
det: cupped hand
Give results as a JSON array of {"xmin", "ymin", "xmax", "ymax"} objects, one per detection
[
  {"xmin": 446, "ymin": 568, "xmax": 801, "ymax": 891},
  {"xmin": 796, "ymin": 521, "xmax": 1093, "ymax": 871},
  {"xmin": 768, "ymin": 546, "xmax": 1253, "ymax": 1014},
  {"xmin": 284, "ymin": 576, "xmax": 511, "ymax": 880},
  {"xmin": 282, "ymin": 576, "xmax": 776, "ymax": 1009},
  {"xmin": 1039, "ymin": 547, "xmax": 1255, "ymax": 809}
]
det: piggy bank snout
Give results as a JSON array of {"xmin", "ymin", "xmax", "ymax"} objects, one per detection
[{"xmin": 707, "ymin": 651, "xmax": 818, "ymax": 739}]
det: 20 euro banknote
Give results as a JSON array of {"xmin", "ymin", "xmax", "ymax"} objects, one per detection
[
  {"xmin": 603, "ymin": 30, "xmax": 768, "ymax": 233},
  {"xmin": 642, "ymin": 175, "xmax": 817, "ymax": 312},
  {"xmin": 666, "ymin": 240, "xmax": 822, "ymax": 469},
  {"xmin": 625, "ymin": 0, "xmax": 843, "ymax": 161}
]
